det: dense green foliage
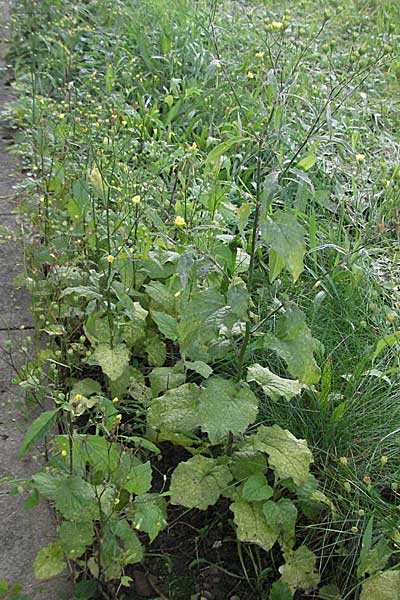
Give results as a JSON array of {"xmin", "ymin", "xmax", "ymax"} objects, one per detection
[{"xmin": 2, "ymin": 0, "xmax": 399, "ymax": 598}]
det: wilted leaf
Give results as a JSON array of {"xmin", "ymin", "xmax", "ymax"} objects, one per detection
[{"xmin": 247, "ymin": 364, "xmax": 304, "ymax": 401}]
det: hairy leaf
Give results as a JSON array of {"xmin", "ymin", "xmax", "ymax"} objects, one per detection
[
  {"xmin": 231, "ymin": 500, "xmax": 279, "ymax": 551},
  {"xmin": 87, "ymin": 343, "xmax": 130, "ymax": 381},
  {"xmin": 253, "ymin": 425, "xmax": 312, "ymax": 485},
  {"xmin": 199, "ymin": 377, "xmax": 258, "ymax": 444},
  {"xmin": 34, "ymin": 542, "xmax": 66, "ymax": 579},
  {"xmin": 265, "ymin": 306, "xmax": 320, "ymax": 384},
  {"xmin": 360, "ymin": 570, "xmax": 400, "ymax": 600},
  {"xmin": 279, "ymin": 546, "xmax": 320, "ymax": 593},
  {"xmin": 261, "ymin": 212, "xmax": 306, "ymax": 282},
  {"xmin": 170, "ymin": 455, "xmax": 232, "ymax": 509}
]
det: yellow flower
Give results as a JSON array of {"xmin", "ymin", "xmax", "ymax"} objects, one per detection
[
  {"xmin": 174, "ymin": 215, "xmax": 185, "ymax": 226},
  {"xmin": 247, "ymin": 71, "xmax": 255, "ymax": 79},
  {"xmin": 115, "ymin": 413, "xmax": 122, "ymax": 421},
  {"xmin": 132, "ymin": 195, "xmax": 141, "ymax": 204},
  {"xmin": 313, "ymin": 280, "xmax": 321, "ymax": 289},
  {"xmin": 107, "ymin": 254, "xmax": 115, "ymax": 263},
  {"xmin": 339, "ymin": 456, "xmax": 348, "ymax": 466},
  {"xmin": 255, "ymin": 51, "xmax": 265, "ymax": 59},
  {"xmin": 271, "ymin": 21, "xmax": 284, "ymax": 30},
  {"xmin": 355, "ymin": 153, "xmax": 365, "ymax": 163},
  {"xmin": 190, "ymin": 141, "xmax": 197, "ymax": 151},
  {"xmin": 61, "ymin": 450, "xmax": 67, "ymax": 457},
  {"xmin": 75, "ymin": 394, "xmax": 82, "ymax": 401}
]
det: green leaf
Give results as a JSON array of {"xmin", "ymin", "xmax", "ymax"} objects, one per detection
[
  {"xmin": 19, "ymin": 408, "xmax": 59, "ymax": 459},
  {"xmin": 296, "ymin": 152, "xmax": 317, "ymax": 171},
  {"xmin": 147, "ymin": 383, "xmax": 201, "ymax": 435},
  {"xmin": 170, "ymin": 455, "xmax": 232, "ymax": 510},
  {"xmin": 252, "ymin": 425, "xmax": 313, "ymax": 485},
  {"xmin": 319, "ymin": 584, "xmax": 341, "ymax": 600},
  {"xmin": 371, "ymin": 331, "xmax": 400, "ymax": 364},
  {"xmin": 205, "ymin": 136, "xmax": 248, "ymax": 175},
  {"xmin": 73, "ymin": 579, "xmax": 97, "ymax": 600},
  {"xmin": 87, "ymin": 343, "xmax": 130, "ymax": 381},
  {"xmin": 227, "ymin": 283, "xmax": 250, "ymax": 319},
  {"xmin": 237, "ymin": 202, "xmax": 252, "ymax": 238},
  {"xmin": 247, "ymin": 364, "xmax": 304, "ymax": 402},
  {"xmin": 358, "ymin": 538, "xmax": 392, "ymax": 578},
  {"xmin": 130, "ymin": 493, "xmax": 167, "ymax": 542},
  {"xmin": 185, "ymin": 361, "xmax": 213, "ymax": 379},
  {"xmin": 199, "ymin": 377, "xmax": 258, "ymax": 444},
  {"xmin": 70, "ymin": 378, "xmax": 102, "ymax": 398},
  {"xmin": 265, "ymin": 306, "xmax": 320, "ymax": 384},
  {"xmin": 242, "ymin": 474, "xmax": 273, "ymax": 502},
  {"xmin": 145, "ymin": 335, "xmax": 166, "ymax": 366},
  {"xmin": 0, "ymin": 580, "xmax": 8, "ymax": 595},
  {"xmin": 269, "ymin": 580, "xmax": 293, "ymax": 600},
  {"xmin": 59, "ymin": 520, "xmax": 94, "ymax": 559},
  {"xmin": 54, "ymin": 476, "xmax": 99, "ymax": 521},
  {"xmin": 261, "ymin": 212, "xmax": 306, "ymax": 282},
  {"xmin": 34, "ymin": 542, "xmax": 66, "ymax": 579},
  {"xmin": 124, "ymin": 461, "xmax": 152, "ymax": 496},
  {"xmin": 231, "ymin": 500, "xmax": 279, "ymax": 551},
  {"xmin": 151, "ymin": 311, "xmax": 178, "ymax": 341},
  {"xmin": 149, "ymin": 366, "xmax": 185, "ymax": 396},
  {"xmin": 279, "ymin": 545, "xmax": 320, "ymax": 593},
  {"xmin": 360, "ymin": 570, "xmax": 400, "ymax": 600}
]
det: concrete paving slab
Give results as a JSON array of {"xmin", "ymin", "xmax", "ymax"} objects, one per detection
[{"xmin": 0, "ymin": 1, "xmax": 72, "ymax": 597}]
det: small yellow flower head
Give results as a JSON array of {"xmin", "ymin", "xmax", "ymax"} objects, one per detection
[
  {"xmin": 313, "ymin": 280, "xmax": 321, "ymax": 289},
  {"xmin": 61, "ymin": 450, "xmax": 67, "ymax": 457},
  {"xmin": 112, "ymin": 397, "xmax": 119, "ymax": 404},
  {"xmin": 75, "ymin": 394, "xmax": 82, "ymax": 402},
  {"xmin": 358, "ymin": 509, "xmax": 365, "ymax": 516},
  {"xmin": 351, "ymin": 526, "xmax": 359, "ymax": 534},
  {"xmin": 174, "ymin": 215, "xmax": 185, "ymax": 226},
  {"xmin": 132, "ymin": 195, "xmax": 141, "ymax": 205},
  {"xmin": 271, "ymin": 21, "xmax": 284, "ymax": 30},
  {"xmin": 255, "ymin": 51, "xmax": 265, "ymax": 59},
  {"xmin": 107, "ymin": 254, "xmax": 115, "ymax": 263},
  {"xmin": 190, "ymin": 141, "xmax": 197, "ymax": 151},
  {"xmin": 381, "ymin": 455, "xmax": 388, "ymax": 466},
  {"xmin": 174, "ymin": 290, "xmax": 181, "ymax": 297},
  {"xmin": 153, "ymin": 127, "xmax": 158, "ymax": 136},
  {"xmin": 339, "ymin": 456, "xmax": 348, "ymax": 466},
  {"xmin": 115, "ymin": 413, "xmax": 122, "ymax": 421},
  {"xmin": 247, "ymin": 71, "xmax": 255, "ymax": 80},
  {"xmin": 355, "ymin": 153, "xmax": 365, "ymax": 163}
]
